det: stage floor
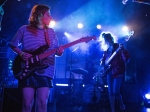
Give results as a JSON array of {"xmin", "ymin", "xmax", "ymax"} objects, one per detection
[
  {"xmin": 1, "ymin": 83, "xmax": 149, "ymax": 112},
  {"xmin": 47, "ymin": 102, "xmax": 148, "ymax": 112}
]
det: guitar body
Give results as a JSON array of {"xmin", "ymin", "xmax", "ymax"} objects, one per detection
[{"xmin": 12, "ymin": 45, "xmax": 49, "ymax": 80}]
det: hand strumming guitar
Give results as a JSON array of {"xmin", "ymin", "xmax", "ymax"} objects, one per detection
[{"xmin": 20, "ymin": 52, "xmax": 32, "ymax": 61}]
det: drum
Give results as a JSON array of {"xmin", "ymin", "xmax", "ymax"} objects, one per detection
[{"xmin": 83, "ymin": 84, "xmax": 101, "ymax": 104}]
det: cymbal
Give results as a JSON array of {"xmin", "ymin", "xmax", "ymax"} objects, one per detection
[{"xmin": 71, "ymin": 68, "xmax": 88, "ymax": 75}]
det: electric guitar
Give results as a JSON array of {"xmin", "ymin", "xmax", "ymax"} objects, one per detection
[
  {"xmin": 12, "ymin": 36, "xmax": 96, "ymax": 80},
  {"xmin": 100, "ymin": 31, "xmax": 134, "ymax": 76}
]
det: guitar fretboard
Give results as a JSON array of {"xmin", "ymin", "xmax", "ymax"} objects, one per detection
[{"xmin": 38, "ymin": 36, "xmax": 95, "ymax": 60}]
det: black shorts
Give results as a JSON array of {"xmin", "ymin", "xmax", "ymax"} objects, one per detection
[{"xmin": 18, "ymin": 74, "xmax": 53, "ymax": 88}]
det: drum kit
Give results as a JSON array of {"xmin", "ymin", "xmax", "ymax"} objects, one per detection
[{"xmin": 70, "ymin": 67, "xmax": 107, "ymax": 104}]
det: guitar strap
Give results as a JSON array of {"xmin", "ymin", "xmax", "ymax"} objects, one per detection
[{"xmin": 44, "ymin": 27, "xmax": 50, "ymax": 47}]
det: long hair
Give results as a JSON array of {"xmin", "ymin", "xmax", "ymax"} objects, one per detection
[
  {"xmin": 102, "ymin": 33, "xmax": 114, "ymax": 44},
  {"xmin": 28, "ymin": 4, "xmax": 50, "ymax": 27}
]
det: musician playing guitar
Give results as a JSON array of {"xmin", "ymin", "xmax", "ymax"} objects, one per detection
[
  {"xmin": 9, "ymin": 4, "xmax": 64, "ymax": 112},
  {"xmin": 100, "ymin": 33, "xmax": 130, "ymax": 112},
  {"xmin": 10, "ymin": 4, "xmax": 96, "ymax": 112}
]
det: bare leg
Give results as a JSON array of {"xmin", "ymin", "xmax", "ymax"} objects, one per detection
[
  {"xmin": 22, "ymin": 87, "xmax": 35, "ymax": 112},
  {"xmin": 36, "ymin": 87, "xmax": 50, "ymax": 112}
]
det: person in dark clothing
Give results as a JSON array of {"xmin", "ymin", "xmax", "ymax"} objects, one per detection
[{"xmin": 100, "ymin": 33, "xmax": 130, "ymax": 112}]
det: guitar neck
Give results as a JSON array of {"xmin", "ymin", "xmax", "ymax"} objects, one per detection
[
  {"xmin": 105, "ymin": 48, "xmax": 120, "ymax": 65},
  {"xmin": 39, "ymin": 39, "xmax": 84, "ymax": 60},
  {"xmin": 62, "ymin": 39, "xmax": 81, "ymax": 49},
  {"xmin": 39, "ymin": 49, "xmax": 57, "ymax": 59}
]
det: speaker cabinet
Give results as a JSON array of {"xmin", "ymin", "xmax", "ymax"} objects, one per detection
[{"xmin": 1, "ymin": 85, "xmax": 22, "ymax": 112}]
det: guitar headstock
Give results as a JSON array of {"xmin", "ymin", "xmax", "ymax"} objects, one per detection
[
  {"xmin": 125, "ymin": 31, "xmax": 134, "ymax": 42},
  {"xmin": 79, "ymin": 36, "xmax": 96, "ymax": 43}
]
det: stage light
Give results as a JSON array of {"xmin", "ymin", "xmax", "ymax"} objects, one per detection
[
  {"xmin": 64, "ymin": 32, "xmax": 67, "ymax": 35},
  {"xmin": 55, "ymin": 83, "xmax": 68, "ymax": 86},
  {"xmin": 77, "ymin": 23, "xmax": 83, "ymax": 29},
  {"xmin": 64, "ymin": 32, "xmax": 72, "ymax": 38},
  {"xmin": 49, "ymin": 20, "xmax": 56, "ymax": 28},
  {"xmin": 96, "ymin": 24, "xmax": 101, "ymax": 29},
  {"xmin": 104, "ymin": 85, "xmax": 108, "ymax": 88},
  {"xmin": 146, "ymin": 108, "xmax": 150, "ymax": 112},
  {"xmin": 82, "ymin": 84, "xmax": 85, "ymax": 87},
  {"xmin": 145, "ymin": 94, "xmax": 150, "ymax": 99},
  {"xmin": 122, "ymin": 26, "xmax": 129, "ymax": 32},
  {"xmin": 143, "ymin": 93, "xmax": 150, "ymax": 107}
]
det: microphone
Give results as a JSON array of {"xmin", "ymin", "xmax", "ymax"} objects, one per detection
[{"xmin": 133, "ymin": 0, "xmax": 150, "ymax": 5}]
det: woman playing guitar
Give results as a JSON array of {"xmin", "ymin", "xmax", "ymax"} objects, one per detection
[{"xmin": 100, "ymin": 32, "xmax": 130, "ymax": 112}]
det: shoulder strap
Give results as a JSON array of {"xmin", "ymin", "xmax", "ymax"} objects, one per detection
[{"xmin": 44, "ymin": 27, "xmax": 50, "ymax": 47}]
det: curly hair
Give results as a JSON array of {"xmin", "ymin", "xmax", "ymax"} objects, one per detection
[{"xmin": 28, "ymin": 4, "xmax": 50, "ymax": 27}]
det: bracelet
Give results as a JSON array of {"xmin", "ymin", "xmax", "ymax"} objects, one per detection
[{"xmin": 20, "ymin": 52, "xmax": 24, "ymax": 57}]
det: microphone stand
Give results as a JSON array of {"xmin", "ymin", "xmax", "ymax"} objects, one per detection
[
  {"xmin": 92, "ymin": 82, "xmax": 98, "ymax": 110},
  {"xmin": 68, "ymin": 47, "xmax": 79, "ymax": 106}
]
